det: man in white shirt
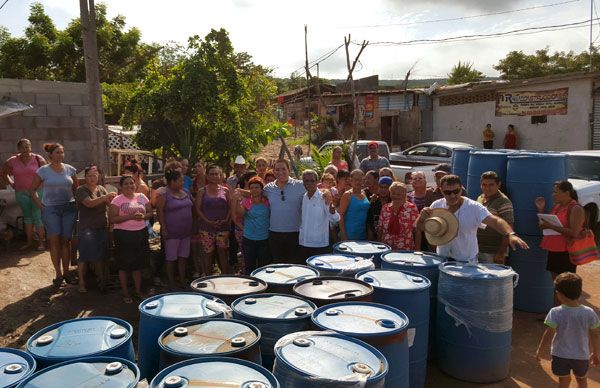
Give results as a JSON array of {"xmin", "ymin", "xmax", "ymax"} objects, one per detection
[
  {"xmin": 416, "ymin": 174, "xmax": 528, "ymax": 263},
  {"xmin": 299, "ymin": 169, "xmax": 340, "ymax": 259}
]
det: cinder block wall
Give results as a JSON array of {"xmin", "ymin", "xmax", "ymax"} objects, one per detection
[{"xmin": 0, "ymin": 79, "xmax": 91, "ymax": 170}]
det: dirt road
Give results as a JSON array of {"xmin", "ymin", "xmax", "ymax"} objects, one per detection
[{"xmin": 1, "ymin": 247, "xmax": 599, "ymax": 387}]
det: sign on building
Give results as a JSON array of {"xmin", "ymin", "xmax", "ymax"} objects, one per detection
[{"xmin": 495, "ymin": 88, "xmax": 568, "ymax": 116}]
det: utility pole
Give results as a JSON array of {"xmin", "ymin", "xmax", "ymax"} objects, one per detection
[
  {"xmin": 591, "ymin": 0, "xmax": 594, "ymax": 71},
  {"xmin": 80, "ymin": 0, "xmax": 108, "ymax": 173},
  {"xmin": 304, "ymin": 25, "xmax": 311, "ymax": 155}
]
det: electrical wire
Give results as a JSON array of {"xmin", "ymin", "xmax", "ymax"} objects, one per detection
[
  {"xmin": 0, "ymin": 0, "xmax": 9, "ymax": 11},
  {"xmin": 357, "ymin": 19, "xmax": 599, "ymax": 46},
  {"xmin": 338, "ymin": 0, "xmax": 580, "ymax": 28}
]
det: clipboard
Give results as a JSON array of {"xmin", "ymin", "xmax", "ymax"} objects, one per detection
[{"xmin": 537, "ymin": 213, "xmax": 562, "ymax": 236}]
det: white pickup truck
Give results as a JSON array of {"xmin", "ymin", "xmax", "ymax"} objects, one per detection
[{"xmin": 565, "ymin": 151, "xmax": 600, "ymax": 230}]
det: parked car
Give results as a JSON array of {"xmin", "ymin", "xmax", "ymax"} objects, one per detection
[
  {"xmin": 300, "ymin": 140, "xmax": 391, "ymax": 170},
  {"xmin": 565, "ymin": 150, "xmax": 600, "ymax": 229},
  {"xmin": 390, "ymin": 141, "xmax": 475, "ymax": 166}
]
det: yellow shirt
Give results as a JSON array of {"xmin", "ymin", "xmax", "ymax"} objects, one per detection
[{"xmin": 483, "ymin": 128, "xmax": 495, "ymax": 141}]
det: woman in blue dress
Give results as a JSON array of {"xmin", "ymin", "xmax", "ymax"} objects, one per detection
[{"xmin": 339, "ymin": 169, "xmax": 370, "ymax": 240}]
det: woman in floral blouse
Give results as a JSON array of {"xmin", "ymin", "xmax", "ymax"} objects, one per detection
[{"xmin": 378, "ymin": 182, "xmax": 420, "ymax": 250}]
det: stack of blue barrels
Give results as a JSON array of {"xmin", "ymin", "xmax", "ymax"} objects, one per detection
[
  {"xmin": 466, "ymin": 150, "xmax": 510, "ymax": 200},
  {"xmin": 506, "ymin": 152, "xmax": 568, "ymax": 312},
  {"xmin": 451, "ymin": 147, "xmax": 475, "ymax": 185}
]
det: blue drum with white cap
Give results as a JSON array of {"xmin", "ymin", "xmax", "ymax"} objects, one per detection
[
  {"xmin": 293, "ymin": 276, "xmax": 374, "ymax": 307},
  {"xmin": 138, "ymin": 292, "xmax": 229, "ymax": 380},
  {"xmin": 231, "ymin": 293, "xmax": 316, "ymax": 370},
  {"xmin": 333, "ymin": 241, "xmax": 391, "ymax": 267},
  {"xmin": 312, "ymin": 302, "xmax": 409, "ymax": 388},
  {"xmin": 357, "ymin": 269, "xmax": 431, "ymax": 388},
  {"xmin": 15, "ymin": 357, "xmax": 138, "ymax": 388},
  {"xmin": 0, "ymin": 348, "xmax": 35, "ymax": 388},
  {"xmin": 436, "ymin": 263, "xmax": 517, "ymax": 383},
  {"xmin": 158, "ymin": 318, "xmax": 262, "ymax": 369},
  {"xmin": 150, "ymin": 357, "xmax": 280, "ymax": 388},
  {"xmin": 190, "ymin": 275, "xmax": 268, "ymax": 305},
  {"xmin": 251, "ymin": 264, "xmax": 319, "ymax": 294},
  {"xmin": 25, "ymin": 317, "xmax": 134, "ymax": 370},
  {"xmin": 273, "ymin": 331, "xmax": 388, "ymax": 387},
  {"xmin": 306, "ymin": 254, "xmax": 375, "ymax": 277}
]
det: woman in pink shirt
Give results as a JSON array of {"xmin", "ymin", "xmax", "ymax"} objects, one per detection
[
  {"xmin": 1, "ymin": 138, "xmax": 46, "ymax": 250},
  {"xmin": 109, "ymin": 175, "xmax": 153, "ymax": 304},
  {"xmin": 329, "ymin": 146, "xmax": 349, "ymax": 171}
]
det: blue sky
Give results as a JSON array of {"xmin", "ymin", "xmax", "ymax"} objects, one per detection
[{"xmin": 0, "ymin": 0, "xmax": 595, "ymax": 79}]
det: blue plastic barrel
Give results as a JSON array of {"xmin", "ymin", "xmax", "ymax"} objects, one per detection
[
  {"xmin": 381, "ymin": 250, "xmax": 446, "ymax": 355},
  {"xmin": 509, "ymin": 235, "xmax": 554, "ymax": 313},
  {"xmin": 451, "ymin": 147, "xmax": 473, "ymax": 185},
  {"xmin": 307, "ymin": 254, "xmax": 374, "ymax": 277},
  {"xmin": 158, "ymin": 318, "xmax": 262, "ymax": 370},
  {"xmin": 15, "ymin": 357, "xmax": 138, "ymax": 388},
  {"xmin": 190, "ymin": 275, "xmax": 268, "ymax": 305},
  {"xmin": 357, "ymin": 270, "xmax": 431, "ymax": 388},
  {"xmin": 312, "ymin": 302, "xmax": 409, "ymax": 388},
  {"xmin": 333, "ymin": 241, "xmax": 391, "ymax": 267},
  {"xmin": 251, "ymin": 264, "xmax": 319, "ymax": 294},
  {"xmin": 0, "ymin": 348, "xmax": 36, "ymax": 388},
  {"xmin": 466, "ymin": 150, "xmax": 509, "ymax": 200},
  {"xmin": 231, "ymin": 293, "xmax": 316, "ymax": 370},
  {"xmin": 507, "ymin": 152, "xmax": 568, "ymax": 235},
  {"xmin": 293, "ymin": 276, "xmax": 374, "ymax": 307},
  {"xmin": 151, "ymin": 356, "xmax": 279, "ymax": 388},
  {"xmin": 25, "ymin": 317, "xmax": 134, "ymax": 370},
  {"xmin": 273, "ymin": 331, "xmax": 388, "ymax": 387},
  {"xmin": 138, "ymin": 292, "xmax": 229, "ymax": 380},
  {"xmin": 436, "ymin": 263, "xmax": 517, "ymax": 383}
]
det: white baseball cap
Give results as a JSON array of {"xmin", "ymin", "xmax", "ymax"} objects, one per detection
[{"xmin": 234, "ymin": 155, "xmax": 246, "ymax": 165}]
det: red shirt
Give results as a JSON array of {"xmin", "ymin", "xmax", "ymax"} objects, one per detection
[{"xmin": 504, "ymin": 132, "xmax": 517, "ymax": 149}]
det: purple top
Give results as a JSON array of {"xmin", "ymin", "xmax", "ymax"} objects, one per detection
[
  {"xmin": 164, "ymin": 189, "xmax": 193, "ymax": 238},
  {"xmin": 199, "ymin": 185, "xmax": 229, "ymax": 233}
]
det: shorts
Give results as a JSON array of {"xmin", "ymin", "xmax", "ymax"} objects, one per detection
[
  {"xmin": 197, "ymin": 230, "xmax": 229, "ymax": 253},
  {"xmin": 41, "ymin": 202, "xmax": 77, "ymax": 238},
  {"xmin": 113, "ymin": 228, "xmax": 149, "ymax": 271},
  {"xmin": 77, "ymin": 228, "xmax": 108, "ymax": 262},
  {"xmin": 546, "ymin": 251, "xmax": 576, "ymax": 274},
  {"xmin": 165, "ymin": 237, "xmax": 191, "ymax": 261},
  {"xmin": 551, "ymin": 355, "xmax": 589, "ymax": 377},
  {"xmin": 15, "ymin": 190, "xmax": 43, "ymax": 227}
]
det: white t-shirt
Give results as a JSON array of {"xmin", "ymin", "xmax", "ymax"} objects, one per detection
[{"xmin": 430, "ymin": 197, "xmax": 491, "ymax": 262}]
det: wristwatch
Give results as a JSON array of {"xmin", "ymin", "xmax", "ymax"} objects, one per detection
[{"xmin": 506, "ymin": 232, "xmax": 517, "ymax": 237}]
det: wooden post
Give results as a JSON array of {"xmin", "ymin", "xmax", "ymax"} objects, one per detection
[
  {"xmin": 304, "ymin": 25, "xmax": 311, "ymax": 155},
  {"xmin": 80, "ymin": 0, "xmax": 108, "ymax": 174},
  {"xmin": 344, "ymin": 35, "xmax": 368, "ymax": 168}
]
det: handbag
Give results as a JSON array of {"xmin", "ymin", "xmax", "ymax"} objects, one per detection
[{"xmin": 567, "ymin": 229, "xmax": 599, "ymax": 265}]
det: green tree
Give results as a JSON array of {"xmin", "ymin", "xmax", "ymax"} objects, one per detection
[
  {"xmin": 494, "ymin": 47, "xmax": 600, "ymax": 80},
  {"xmin": 446, "ymin": 61, "xmax": 484, "ymax": 85},
  {"xmin": 123, "ymin": 29, "xmax": 278, "ymax": 165},
  {"xmin": 0, "ymin": 2, "xmax": 157, "ymax": 83}
]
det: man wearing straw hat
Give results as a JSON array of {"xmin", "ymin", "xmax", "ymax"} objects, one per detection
[{"xmin": 416, "ymin": 174, "xmax": 528, "ymax": 263}]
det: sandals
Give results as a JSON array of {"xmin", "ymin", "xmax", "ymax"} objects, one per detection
[
  {"xmin": 64, "ymin": 274, "xmax": 78, "ymax": 285},
  {"xmin": 52, "ymin": 277, "xmax": 64, "ymax": 287}
]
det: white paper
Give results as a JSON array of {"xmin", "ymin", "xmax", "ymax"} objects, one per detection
[
  {"xmin": 537, "ymin": 213, "xmax": 562, "ymax": 236},
  {"xmin": 407, "ymin": 328, "xmax": 416, "ymax": 348}
]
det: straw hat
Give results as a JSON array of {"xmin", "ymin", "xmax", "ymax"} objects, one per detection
[{"xmin": 423, "ymin": 208, "xmax": 459, "ymax": 246}]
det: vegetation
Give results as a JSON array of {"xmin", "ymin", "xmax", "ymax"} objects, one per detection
[
  {"xmin": 123, "ymin": 29, "xmax": 281, "ymax": 165},
  {"xmin": 446, "ymin": 61, "xmax": 485, "ymax": 85}
]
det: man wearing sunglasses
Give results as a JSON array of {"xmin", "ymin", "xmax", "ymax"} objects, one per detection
[
  {"xmin": 262, "ymin": 159, "xmax": 306, "ymax": 264},
  {"xmin": 416, "ymin": 174, "xmax": 528, "ymax": 263}
]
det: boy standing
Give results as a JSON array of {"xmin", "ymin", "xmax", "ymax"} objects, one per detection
[{"xmin": 536, "ymin": 272, "xmax": 600, "ymax": 387}]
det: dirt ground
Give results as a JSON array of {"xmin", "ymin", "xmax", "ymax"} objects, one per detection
[{"xmin": 1, "ymin": 245, "xmax": 599, "ymax": 387}]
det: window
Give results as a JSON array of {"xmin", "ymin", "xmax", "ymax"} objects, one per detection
[
  {"xmin": 430, "ymin": 146, "xmax": 450, "ymax": 157},
  {"xmin": 406, "ymin": 146, "xmax": 429, "ymax": 156},
  {"xmin": 531, "ymin": 115, "xmax": 547, "ymax": 124}
]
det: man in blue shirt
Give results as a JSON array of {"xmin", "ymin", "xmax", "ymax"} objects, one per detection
[{"xmin": 263, "ymin": 159, "xmax": 306, "ymax": 264}]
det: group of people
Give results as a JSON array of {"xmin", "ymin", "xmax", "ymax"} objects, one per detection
[{"xmin": 483, "ymin": 123, "xmax": 518, "ymax": 150}]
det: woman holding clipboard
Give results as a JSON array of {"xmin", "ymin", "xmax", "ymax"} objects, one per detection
[{"xmin": 535, "ymin": 180, "xmax": 585, "ymax": 278}]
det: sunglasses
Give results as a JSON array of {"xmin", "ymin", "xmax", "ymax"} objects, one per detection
[
  {"xmin": 280, "ymin": 190, "xmax": 285, "ymax": 201},
  {"xmin": 443, "ymin": 188, "xmax": 462, "ymax": 196}
]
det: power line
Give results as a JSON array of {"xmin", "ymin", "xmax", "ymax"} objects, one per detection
[
  {"xmin": 0, "ymin": 0, "xmax": 9, "ymax": 11},
  {"xmin": 339, "ymin": 0, "xmax": 580, "ymax": 28},
  {"xmin": 291, "ymin": 44, "xmax": 345, "ymax": 77},
  {"xmin": 358, "ymin": 19, "xmax": 598, "ymax": 46}
]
